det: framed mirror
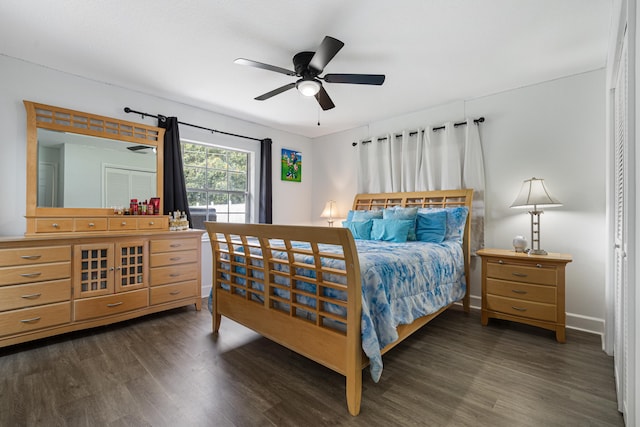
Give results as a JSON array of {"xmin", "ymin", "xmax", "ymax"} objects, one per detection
[{"xmin": 24, "ymin": 101, "xmax": 165, "ymax": 231}]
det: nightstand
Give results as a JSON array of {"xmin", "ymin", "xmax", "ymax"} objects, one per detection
[{"xmin": 477, "ymin": 248, "xmax": 572, "ymax": 342}]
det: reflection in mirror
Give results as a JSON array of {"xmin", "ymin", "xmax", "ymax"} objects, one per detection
[{"xmin": 37, "ymin": 128, "xmax": 157, "ymax": 209}]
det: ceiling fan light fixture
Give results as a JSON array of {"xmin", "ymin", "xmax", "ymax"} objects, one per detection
[{"xmin": 296, "ymin": 78, "xmax": 321, "ymax": 96}]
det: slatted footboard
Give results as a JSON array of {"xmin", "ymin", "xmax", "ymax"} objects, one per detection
[{"xmin": 205, "ymin": 223, "xmax": 364, "ymax": 415}]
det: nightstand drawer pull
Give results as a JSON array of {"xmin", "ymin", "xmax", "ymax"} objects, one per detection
[
  {"xmin": 511, "ymin": 306, "xmax": 528, "ymax": 312},
  {"xmin": 169, "ymin": 290, "xmax": 182, "ymax": 296},
  {"xmin": 20, "ymin": 272, "xmax": 42, "ymax": 278},
  {"xmin": 21, "ymin": 293, "xmax": 42, "ymax": 299},
  {"xmin": 511, "ymin": 272, "xmax": 528, "ymax": 278},
  {"xmin": 20, "ymin": 317, "xmax": 41, "ymax": 323},
  {"xmin": 170, "ymin": 257, "xmax": 182, "ymax": 261},
  {"xmin": 21, "ymin": 255, "xmax": 42, "ymax": 260},
  {"xmin": 106, "ymin": 302, "xmax": 123, "ymax": 308},
  {"xmin": 511, "ymin": 289, "xmax": 527, "ymax": 295}
]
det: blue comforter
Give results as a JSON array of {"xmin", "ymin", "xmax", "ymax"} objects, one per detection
[{"xmin": 210, "ymin": 239, "xmax": 465, "ymax": 382}]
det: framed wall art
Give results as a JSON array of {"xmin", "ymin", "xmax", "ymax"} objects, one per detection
[{"xmin": 281, "ymin": 148, "xmax": 302, "ymax": 182}]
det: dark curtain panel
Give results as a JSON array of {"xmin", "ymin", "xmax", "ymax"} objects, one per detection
[
  {"xmin": 158, "ymin": 116, "xmax": 191, "ymax": 223},
  {"xmin": 259, "ymin": 138, "xmax": 272, "ymax": 224}
]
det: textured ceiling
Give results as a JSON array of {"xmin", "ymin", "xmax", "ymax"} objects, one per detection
[{"xmin": 0, "ymin": 0, "xmax": 612, "ymax": 138}]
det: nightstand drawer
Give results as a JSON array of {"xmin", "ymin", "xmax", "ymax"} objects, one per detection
[
  {"xmin": 486, "ymin": 294, "xmax": 556, "ymax": 322},
  {"xmin": 150, "ymin": 250, "xmax": 198, "ymax": 268},
  {"xmin": 486, "ymin": 278, "xmax": 556, "ymax": 304},
  {"xmin": 486, "ymin": 262, "xmax": 557, "ymax": 285}
]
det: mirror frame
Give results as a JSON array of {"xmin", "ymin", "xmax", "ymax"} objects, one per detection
[{"xmin": 24, "ymin": 100, "xmax": 165, "ymax": 222}]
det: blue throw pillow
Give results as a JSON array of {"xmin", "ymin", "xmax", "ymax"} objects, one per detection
[
  {"xmin": 342, "ymin": 219, "xmax": 373, "ymax": 240},
  {"xmin": 383, "ymin": 206, "xmax": 418, "ymax": 240},
  {"xmin": 370, "ymin": 219, "xmax": 414, "ymax": 242},
  {"xmin": 418, "ymin": 207, "xmax": 468, "ymax": 242},
  {"xmin": 415, "ymin": 210, "xmax": 447, "ymax": 243},
  {"xmin": 352, "ymin": 209, "xmax": 383, "ymax": 222}
]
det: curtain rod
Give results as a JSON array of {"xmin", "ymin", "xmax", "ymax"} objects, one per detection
[
  {"xmin": 123, "ymin": 107, "xmax": 264, "ymax": 142},
  {"xmin": 352, "ymin": 116, "xmax": 485, "ymax": 146}
]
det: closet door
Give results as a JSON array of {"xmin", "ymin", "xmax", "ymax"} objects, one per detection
[{"xmin": 612, "ymin": 27, "xmax": 631, "ymax": 418}]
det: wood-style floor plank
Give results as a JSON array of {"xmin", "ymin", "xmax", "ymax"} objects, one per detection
[{"xmin": 0, "ymin": 304, "xmax": 624, "ymax": 426}]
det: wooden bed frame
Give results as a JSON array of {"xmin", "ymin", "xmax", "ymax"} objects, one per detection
[{"xmin": 205, "ymin": 189, "xmax": 473, "ymax": 416}]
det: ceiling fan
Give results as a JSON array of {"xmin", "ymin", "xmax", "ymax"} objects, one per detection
[{"xmin": 234, "ymin": 36, "xmax": 385, "ymax": 111}]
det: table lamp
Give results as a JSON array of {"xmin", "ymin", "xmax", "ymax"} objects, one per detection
[{"xmin": 510, "ymin": 177, "xmax": 562, "ymax": 255}]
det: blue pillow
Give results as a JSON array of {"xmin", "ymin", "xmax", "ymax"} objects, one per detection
[
  {"xmin": 418, "ymin": 207, "xmax": 468, "ymax": 242},
  {"xmin": 342, "ymin": 219, "xmax": 373, "ymax": 240},
  {"xmin": 383, "ymin": 206, "xmax": 419, "ymax": 241},
  {"xmin": 415, "ymin": 210, "xmax": 447, "ymax": 243},
  {"xmin": 370, "ymin": 219, "xmax": 414, "ymax": 242},
  {"xmin": 351, "ymin": 209, "xmax": 383, "ymax": 222}
]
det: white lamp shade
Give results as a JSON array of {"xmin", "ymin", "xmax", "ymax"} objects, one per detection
[
  {"xmin": 510, "ymin": 177, "xmax": 562, "ymax": 209},
  {"xmin": 297, "ymin": 79, "xmax": 321, "ymax": 96},
  {"xmin": 320, "ymin": 200, "xmax": 336, "ymax": 218}
]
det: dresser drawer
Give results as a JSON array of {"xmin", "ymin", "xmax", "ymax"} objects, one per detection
[
  {"xmin": 0, "ymin": 279, "xmax": 71, "ymax": 312},
  {"xmin": 35, "ymin": 219, "xmax": 74, "ymax": 233},
  {"xmin": 74, "ymin": 289, "xmax": 148, "ymax": 321},
  {"xmin": 486, "ymin": 278, "xmax": 556, "ymax": 304},
  {"xmin": 150, "ymin": 280, "xmax": 198, "ymax": 305},
  {"xmin": 486, "ymin": 294, "xmax": 556, "ymax": 322},
  {"xmin": 151, "ymin": 238, "xmax": 199, "ymax": 253},
  {"xmin": 486, "ymin": 262, "xmax": 557, "ymax": 285},
  {"xmin": 108, "ymin": 218, "xmax": 138, "ymax": 231},
  {"xmin": 0, "ymin": 246, "xmax": 71, "ymax": 267},
  {"xmin": 150, "ymin": 250, "xmax": 198, "ymax": 268},
  {"xmin": 0, "ymin": 262, "xmax": 71, "ymax": 286},
  {"xmin": 137, "ymin": 217, "xmax": 168, "ymax": 230},
  {"xmin": 75, "ymin": 218, "xmax": 108, "ymax": 232},
  {"xmin": 0, "ymin": 302, "xmax": 71, "ymax": 337},
  {"xmin": 150, "ymin": 263, "xmax": 198, "ymax": 286}
]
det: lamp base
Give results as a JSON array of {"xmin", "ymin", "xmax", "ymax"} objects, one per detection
[{"xmin": 529, "ymin": 249, "xmax": 548, "ymax": 255}]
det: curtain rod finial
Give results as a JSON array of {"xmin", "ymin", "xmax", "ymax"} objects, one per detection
[{"xmin": 124, "ymin": 107, "xmax": 131, "ymax": 113}]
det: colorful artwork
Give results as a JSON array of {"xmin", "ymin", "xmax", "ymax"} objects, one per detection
[{"xmin": 281, "ymin": 148, "xmax": 302, "ymax": 182}]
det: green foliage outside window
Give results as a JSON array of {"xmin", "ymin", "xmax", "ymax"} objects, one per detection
[{"xmin": 182, "ymin": 142, "xmax": 249, "ymax": 228}]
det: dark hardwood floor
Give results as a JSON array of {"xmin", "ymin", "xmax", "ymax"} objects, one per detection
[{"xmin": 0, "ymin": 303, "xmax": 624, "ymax": 427}]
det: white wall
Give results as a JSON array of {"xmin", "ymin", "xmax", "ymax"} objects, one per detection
[
  {"xmin": 312, "ymin": 69, "xmax": 607, "ymax": 335},
  {"xmin": 0, "ymin": 55, "xmax": 313, "ymax": 237}
]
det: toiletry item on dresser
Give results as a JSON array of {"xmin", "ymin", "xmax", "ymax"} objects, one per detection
[
  {"xmin": 169, "ymin": 211, "xmax": 190, "ymax": 231},
  {"xmin": 130, "ymin": 199, "xmax": 138, "ymax": 215}
]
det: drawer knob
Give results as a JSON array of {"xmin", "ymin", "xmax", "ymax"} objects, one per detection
[
  {"xmin": 20, "ymin": 316, "xmax": 41, "ymax": 323},
  {"xmin": 52, "ymin": 223, "xmax": 59, "ymax": 228},
  {"xmin": 20, "ymin": 255, "xmax": 42, "ymax": 260},
  {"xmin": 107, "ymin": 302, "xmax": 124, "ymax": 308},
  {"xmin": 511, "ymin": 306, "xmax": 528, "ymax": 312},
  {"xmin": 511, "ymin": 289, "xmax": 527, "ymax": 295},
  {"xmin": 121, "ymin": 221, "xmax": 127, "ymax": 226},
  {"xmin": 536, "ymin": 264, "xmax": 542, "ymax": 268},
  {"xmin": 498, "ymin": 260, "xmax": 504, "ymax": 264},
  {"xmin": 149, "ymin": 221, "xmax": 155, "ymax": 225},
  {"xmin": 88, "ymin": 222, "xmax": 95, "ymax": 227},
  {"xmin": 512, "ymin": 272, "xmax": 528, "ymax": 278},
  {"xmin": 21, "ymin": 293, "xmax": 42, "ymax": 299},
  {"xmin": 20, "ymin": 272, "xmax": 42, "ymax": 278}
]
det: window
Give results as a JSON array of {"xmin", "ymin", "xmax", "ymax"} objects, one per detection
[{"xmin": 181, "ymin": 142, "xmax": 249, "ymax": 229}]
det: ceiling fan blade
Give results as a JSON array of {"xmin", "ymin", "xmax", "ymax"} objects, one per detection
[
  {"xmin": 255, "ymin": 83, "xmax": 296, "ymax": 100},
  {"xmin": 323, "ymin": 74, "xmax": 386, "ymax": 85},
  {"xmin": 309, "ymin": 36, "xmax": 344, "ymax": 73},
  {"xmin": 234, "ymin": 58, "xmax": 296, "ymax": 76},
  {"xmin": 315, "ymin": 86, "xmax": 335, "ymax": 111}
]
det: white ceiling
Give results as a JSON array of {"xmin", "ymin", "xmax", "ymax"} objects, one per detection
[{"xmin": 0, "ymin": 0, "xmax": 612, "ymax": 138}]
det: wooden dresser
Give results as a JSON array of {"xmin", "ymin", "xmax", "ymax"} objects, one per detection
[
  {"xmin": 477, "ymin": 248, "xmax": 572, "ymax": 342},
  {"xmin": 0, "ymin": 229, "xmax": 203, "ymax": 348}
]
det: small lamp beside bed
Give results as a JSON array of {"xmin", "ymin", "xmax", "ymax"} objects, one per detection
[
  {"xmin": 321, "ymin": 200, "xmax": 337, "ymax": 227},
  {"xmin": 510, "ymin": 177, "xmax": 562, "ymax": 255}
]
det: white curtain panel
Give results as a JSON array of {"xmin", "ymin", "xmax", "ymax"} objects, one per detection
[{"xmin": 355, "ymin": 119, "xmax": 485, "ymax": 252}]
